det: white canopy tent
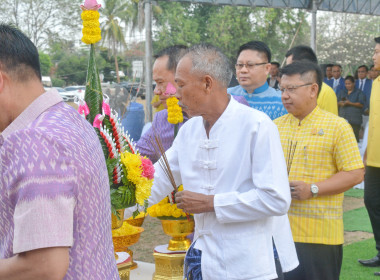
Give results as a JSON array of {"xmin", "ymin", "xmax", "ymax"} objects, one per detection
[{"xmin": 144, "ymin": 0, "xmax": 380, "ymax": 121}]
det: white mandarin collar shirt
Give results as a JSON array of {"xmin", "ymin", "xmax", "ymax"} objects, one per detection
[{"xmin": 150, "ymin": 97, "xmax": 298, "ymax": 280}]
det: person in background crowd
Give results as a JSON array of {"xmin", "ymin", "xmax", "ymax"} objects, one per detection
[
  {"xmin": 358, "ymin": 37, "xmax": 380, "ymax": 278},
  {"xmin": 332, "ymin": 64, "xmax": 345, "ymax": 93},
  {"xmin": 369, "ymin": 64, "xmax": 380, "ymax": 81},
  {"xmin": 285, "ymin": 45, "xmax": 338, "ymax": 115},
  {"xmin": 136, "ymin": 45, "xmax": 248, "ymax": 163},
  {"xmin": 324, "ymin": 63, "xmax": 334, "ymax": 88},
  {"xmin": 267, "ymin": 61, "xmax": 281, "ymax": 90},
  {"xmin": 228, "ymin": 41, "xmax": 287, "ymax": 120},
  {"xmin": 355, "ymin": 65, "xmax": 372, "ymax": 115},
  {"xmin": 337, "ymin": 75, "xmax": 366, "ymax": 142},
  {"xmin": 0, "ymin": 24, "xmax": 119, "ymax": 279},
  {"xmin": 151, "ymin": 94, "xmax": 165, "ymax": 115},
  {"xmin": 275, "ymin": 61, "xmax": 364, "ymax": 280}
]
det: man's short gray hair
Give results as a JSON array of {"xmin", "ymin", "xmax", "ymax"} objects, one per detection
[{"xmin": 184, "ymin": 44, "xmax": 233, "ymax": 88}]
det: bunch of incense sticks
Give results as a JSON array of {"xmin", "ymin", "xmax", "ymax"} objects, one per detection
[
  {"xmin": 287, "ymin": 140, "xmax": 297, "ymax": 175},
  {"xmin": 149, "ymin": 131, "xmax": 191, "ymax": 221},
  {"xmin": 149, "ymin": 132, "xmax": 178, "ymax": 193}
]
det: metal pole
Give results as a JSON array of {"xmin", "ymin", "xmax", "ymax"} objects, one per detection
[
  {"xmin": 310, "ymin": 0, "xmax": 317, "ymax": 51},
  {"xmin": 144, "ymin": 0, "xmax": 153, "ymax": 122}
]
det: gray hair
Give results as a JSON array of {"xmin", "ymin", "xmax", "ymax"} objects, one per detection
[{"xmin": 184, "ymin": 44, "xmax": 233, "ymax": 88}]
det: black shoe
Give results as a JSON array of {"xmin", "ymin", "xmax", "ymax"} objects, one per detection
[
  {"xmin": 375, "ymin": 272, "xmax": 380, "ymax": 276},
  {"xmin": 358, "ymin": 256, "xmax": 380, "ymax": 267}
]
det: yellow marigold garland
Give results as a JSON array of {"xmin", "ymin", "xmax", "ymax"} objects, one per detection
[
  {"xmin": 81, "ymin": 10, "xmax": 101, "ymax": 44},
  {"xmin": 166, "ymin": 96, "xmax": 183, "ymax": 124}
]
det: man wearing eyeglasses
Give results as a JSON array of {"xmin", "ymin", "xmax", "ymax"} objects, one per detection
[
  {"xmin": 285, "ymin": 45, "xmax": 338, "ymax": 116},
  {"xmin": 274, "ymin": 61, "xmax": 364, "ymax": 280},
  {"xmin": 228, "ymin": 41, "xmax": 287, "ymax": 120}
]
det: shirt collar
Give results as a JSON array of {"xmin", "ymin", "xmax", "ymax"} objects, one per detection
[
  {"xmin": 1, "ymin": 89, "xmax": 63, "ymax": 139},
  {"xmin": 243, "ymin": 81, "xmax": 269, "ymax": 95},
  {"xmin": 289, "ymin": 106, "xmax": 321, "ymax": 126}
]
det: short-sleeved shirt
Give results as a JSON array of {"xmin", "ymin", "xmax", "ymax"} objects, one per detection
[
  {"xmin": 274, "ymin": 106, "xmax": 363, "ymax": 245},
  {"xmin": 317, "ymin": 82, "xmax": 338, "ymax": 115},
  {"xmin": 337, "ymin": 88, "xmax": 365, "ymax": 125},
  {"xmin": 0, "ymin": 90, "xmax": 119, "ymax": 279},
  {"xmin": 367, "ymin": 76, "xmax": 380, "ymax": 167},
  {"xmin": 228, "ymin": 82, "xmax": 287, "ymax": 120}
]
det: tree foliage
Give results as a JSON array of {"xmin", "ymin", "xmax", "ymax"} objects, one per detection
[
  {"xmin": 0, "ymin": 0, "xmax": 82, "ymax": 49},
  {"xmin": 317, "ymin": 12, "xmax": 378, "ymax": 75},
  {"xmin": 153, "ymin": 2, "xmax": 309, "ymax": 63},
  {"xmin": 39, "ymin": 52, "xmax": 53, "ymax": 76}
]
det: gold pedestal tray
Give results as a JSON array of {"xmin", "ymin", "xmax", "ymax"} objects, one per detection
[
  {"xmin": 112, "ymin": 221, "xmax": 144, "ymax": 270},
  {"xmin": 160, "ymin": 219, "xmax": 194, "ymax": 251},
  {"xmin": 117, "ymin": 255, "xmax": 132, "ymax": 280},
  {"xmin": 153, "ymin": 251, "xmax": 186, "ymax": 280}
]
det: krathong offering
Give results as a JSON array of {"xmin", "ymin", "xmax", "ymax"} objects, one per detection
[{"xmin": 80, "ymin": 0, "xmax": 154, "ymax": 217}]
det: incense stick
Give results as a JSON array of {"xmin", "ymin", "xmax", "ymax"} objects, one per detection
[
  {"xmin": 148, "ymin": 130, "xmax": 178, "ymax": 192},
  {"xmin": 287, "ymin": 140, "xmax": 297, "ymax": 175}
]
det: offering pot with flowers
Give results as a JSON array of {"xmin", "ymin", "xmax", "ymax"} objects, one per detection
[{"xmin": 148, "ymin": 185, "xmax": 195, "ymax": 251}]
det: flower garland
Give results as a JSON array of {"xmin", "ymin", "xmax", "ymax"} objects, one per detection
[
  {"xmin": 81, "ymin": 0, "xmax": 101, "ymax": 45},
  {"xmin": 147, "ymin": 185, "xmax": 193, "ymax": 219},
  {"xmin": 167, "ymin": 96, "xmax": 183, "ymax": 124}
]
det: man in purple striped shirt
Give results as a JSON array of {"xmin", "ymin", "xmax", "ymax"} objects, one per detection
[
  {"xmin": 0, "ymin": 24, "xmax": 119, "ymax": 279},
  {"xmin": 137, "ymin": 46, "xmax": 248, "ymax": 163}
]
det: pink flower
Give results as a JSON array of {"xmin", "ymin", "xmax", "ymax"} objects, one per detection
[
  {"xmin": 78, "ymin": 100, "xmax": 90, "ymax": 116},
  {"xmin": 102, "ymin": 100, "xmax": 111, "ymax": 116},
  {"xmin": 141, "ymin": 157, "xmax": 155, "ymax": 180},
  {"xmin": 93, "ymin": 114, "xmax": 104, "ymax": 129},
  {"xmin": 81, "ymin": 0, "xmax": 101, "ymax": 11},
  {"xmin": 163, "ymin": 82, "xmax": 176, "ymax": 96}
]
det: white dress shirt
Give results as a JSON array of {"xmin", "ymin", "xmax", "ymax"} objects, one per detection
[{"xmin": 149, "ymin": 97, "xmax": 298, "ymax": 280}]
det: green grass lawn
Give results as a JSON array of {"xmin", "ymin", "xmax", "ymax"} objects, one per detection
[
  {"xmin": 344, "ymin": 207, "xmax": 373, "ymax": 233},
  {"xmin": 345, "ymin": 188, "xmax": 365, "ymax": 198},
  {"xmin": 341, "ymin": 238, "xmax": 380, "ymax": 279}
]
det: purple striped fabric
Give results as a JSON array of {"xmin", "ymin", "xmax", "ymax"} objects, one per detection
[
  {"xmin": 136, "ymin": 94, "xmax": 249, "ymax": 163},
  {"xmin": 0, "ymin": 89, "xmax": 119, "ymax": 279}
]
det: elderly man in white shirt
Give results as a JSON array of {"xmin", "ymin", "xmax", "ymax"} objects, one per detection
[{"xmin": 146, "ymin": 44, "xmax": 298, "ymax": 280}]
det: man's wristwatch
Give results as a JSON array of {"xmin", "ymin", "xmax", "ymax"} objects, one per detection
[{"xmin": 311, "ymin": 184, "xmax": 319, "ymax": 198}]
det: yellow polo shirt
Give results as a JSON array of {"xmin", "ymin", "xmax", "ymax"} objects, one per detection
[
  {"xmin": 274, "ymin": 106, "xmax": 363, "ymax": 245},
  {"xmin": 367, "ymin": 77, "xmax": 380, "ymax": 167},
  {"xmin": 317, "ymin": 82, "xmax": 338, "ymax": 115}
]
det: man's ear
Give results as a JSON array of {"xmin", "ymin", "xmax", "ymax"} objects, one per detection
[
  {"xmin": 204, "ymin": 75, "xmax": 213, "ymax": 94},
  {"xmin": 310, "ymin": 83, "xmax": 319, "ymax": 99}
]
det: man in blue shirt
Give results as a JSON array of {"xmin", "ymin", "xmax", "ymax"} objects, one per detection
[{"xmin": 228, "ymin": 41, "xmax": 287, "ymax": 120}]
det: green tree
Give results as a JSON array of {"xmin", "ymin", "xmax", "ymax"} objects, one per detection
[
  {"xmin": 152, "ymin": 2, "xmax": 309, "ymax": 63},
  {"xmin": 1, "ymin": 0, "xmax": 82, "ymax": 49},
  {"xmin": 55, "ymin": 49, "xmax": 106, "ymax": 86},
  {"xmin": 100, "ymin": 0, "xmax": 130, "ymax": 83},
  {"xmin": 39, "ymin": 52, "xmax": 53, "ymax": 76}
]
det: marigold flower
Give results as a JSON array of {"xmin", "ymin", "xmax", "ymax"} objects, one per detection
[
  {"xmin": 81, "ymin": 10, "xmax": 101, "ymax": 45},
  {"xmin": 167, "ymin": 96, "xmax": 183, "ymax": 124}
]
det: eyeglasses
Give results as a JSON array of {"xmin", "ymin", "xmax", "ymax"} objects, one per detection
[
  {"xmin": 235, "ymin": 62, "xmax": 267, "ymax": 70},
  {"xmin": 280, "ymin": 83, "xmax": 313, "ymax": 94}
]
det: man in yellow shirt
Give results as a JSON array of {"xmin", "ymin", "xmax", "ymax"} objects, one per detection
[
  {"xmin": 358, "ymin": 37, "xmax": 380, "ymax": 275},
  {"xmin": 275, "ymin": 61, "xmax": 364, "ymax": 280},
  {"xmin": 285, "ymin": 45, "xmax": 338, "ymax": 115}
]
